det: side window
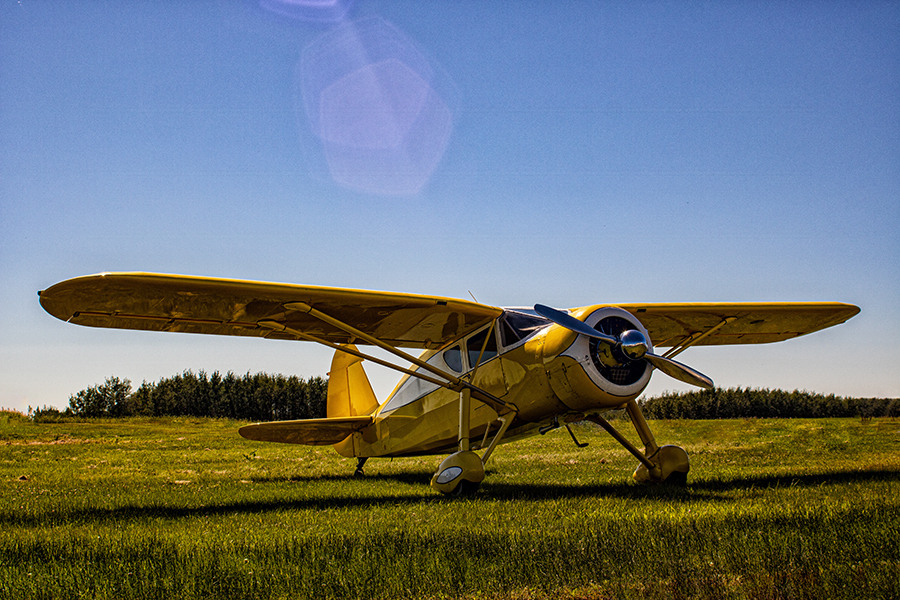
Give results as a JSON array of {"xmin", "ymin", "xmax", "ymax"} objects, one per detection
[
  {"xmin": 466, "ymin": 326, "xmax": 498, "ymax": 368},
  {"xmin": 443, "ymin": 345, "xmax": 462, "ymax": 373},
  {"xmin": 382, "ymin": 348, "xmax": 449, "ymax": 413}
]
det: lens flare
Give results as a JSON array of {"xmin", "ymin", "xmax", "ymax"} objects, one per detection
[
  {"xmin": 258, "ymin": 0, "xmax": 353, "ymax": 23},
  {"xmin": 297, "ymin": 17, "xmax": 456, "ymax": 195}
]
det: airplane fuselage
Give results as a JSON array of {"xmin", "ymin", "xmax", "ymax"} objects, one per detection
[{"xmin": 334, "ymin": 306, "xmax": 653, "ymax": 458}]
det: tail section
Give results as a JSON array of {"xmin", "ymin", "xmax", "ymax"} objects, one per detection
[
  {"xmin": 327, "ymin": 345, "xmax": 378, "ymax": 457},
  {"xmin": 327, "ymin": 344, "xmax": 379, "ymax": 418}
]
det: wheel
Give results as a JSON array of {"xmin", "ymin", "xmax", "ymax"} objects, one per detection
[
  {"xmin": 430, "ymin": 450, "xmax": 485, "ymax": 495},
  {"xmin": 632, "ymin": 445, "xmax": 690, "ymax": 484},
  {"xmin": 663, "ymin": 469, "xmax": 688, "ymax": 486},
  {"xmin": 448, "ymin": 478, "xmax": 481, "ymax": 496}
]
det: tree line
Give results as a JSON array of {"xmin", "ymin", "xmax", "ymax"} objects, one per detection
[
  {"xmin": 35, "ymin": 371, "xmax": 328, "ymax": 422},
  {"xmin": 32, "ymin": 377, "xmax": 897, "ymax": 422},
  {"xmin": 639, "ymin": 386, "xmax": 899, "ymax": 419}
]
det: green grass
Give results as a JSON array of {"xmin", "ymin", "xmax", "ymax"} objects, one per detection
[{"xmin": 2, "ymin": 416, "xmax": 898, "ymax": 599}]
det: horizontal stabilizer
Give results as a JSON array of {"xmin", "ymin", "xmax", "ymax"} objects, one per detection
[{"xmin": 238, "ymin": 416, "xmax": 373, "ymax": 445}]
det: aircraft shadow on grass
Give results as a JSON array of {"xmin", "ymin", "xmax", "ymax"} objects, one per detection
[
  {"xmin": 247, "ymin": 463, "xmax": 900, "ymax": 495},
  {"xmin": 7, "ymin": 467, "xmax": 898, "ymax": 527}
]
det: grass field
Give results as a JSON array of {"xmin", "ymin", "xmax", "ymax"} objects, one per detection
[{"xmin": 2, "ymin": 414, "xmax": 898, "ymax": 599}]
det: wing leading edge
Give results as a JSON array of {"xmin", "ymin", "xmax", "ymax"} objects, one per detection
[{"xmin": 39, "ymin": 272, "xmax": 503, "ymax": 350}]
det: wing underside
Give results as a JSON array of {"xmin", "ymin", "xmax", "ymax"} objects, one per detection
[
  {"xmin": 615, "ymin": 302, "xmax": 860, "ymax": 347},
  {"xmin": 39, "ymin": 272, "xmax": 503, "ymax": 350}
]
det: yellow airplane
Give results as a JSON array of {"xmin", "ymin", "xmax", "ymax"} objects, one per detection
[{"xmin": 39, "ymin": 272, "xmax": 859, "ymax": 494}]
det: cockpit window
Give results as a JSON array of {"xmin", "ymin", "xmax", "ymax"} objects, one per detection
[
  {"xmin": 382, "ymin": 347, "xmax": 452, "ymax": 413},
  {"xmin": 466, "ymin": 326, "xmax": 498, "ymax": 368},
  {"xmin": 443, "ymin": 345, "xmax": 462, "ymax": 372},
  {"xmin": 498, "ymin": 309, "xmax": 551, "ymax": 347}
]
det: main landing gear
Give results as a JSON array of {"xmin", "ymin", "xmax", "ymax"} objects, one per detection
[
  {"xmin": 632, "ymin": 445, "xmax": 689, "ymax": 485},
  {"xmin": 430, "ymin": 388, "xmax": 515, "ymax": 496},
  {"xmin": 430, "ymin": 450, "xmax": 484, "ymax": 495},
  {"xmin": 428, "ymin": 393, "xmax": 688, "ymax": 494},
  {"xmin": 586, "ymin": 399, "xmax": 689, "ymax": 485}
]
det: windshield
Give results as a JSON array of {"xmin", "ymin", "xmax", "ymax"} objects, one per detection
[{"xmin": 498, "ymin": 310, "xmax": 551, "ymax": 347}]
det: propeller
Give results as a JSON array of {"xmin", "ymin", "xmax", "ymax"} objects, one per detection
[{"xmin": 534, "ymin": 304, "xmax": 714, "ymax": 389}]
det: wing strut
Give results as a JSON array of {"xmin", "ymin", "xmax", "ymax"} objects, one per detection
[
  {"xmin": 257, "ymin": 320, "xmax": 449, "ymax": 387},
  {"xmin": 661, "ymin": 316, "xmax": 737, "ymax": 360},
  {"xmin": 284, "ymin": 301, "xmax": 474, "ymax": 386},
  {"xmin": 260, "ymin": 303, "xmax": 515, "ymax": 416}
]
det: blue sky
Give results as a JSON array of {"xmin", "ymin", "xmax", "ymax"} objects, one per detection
[{"xmin": 2, "ymin": 1, "xmax": 898, "ymax": 412}]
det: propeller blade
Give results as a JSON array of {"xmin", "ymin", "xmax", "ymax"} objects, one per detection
[
  {"xmin": 644, "ymin": 353, "xmax": 714, "ymax": 389},
  {"xmin": 533, "ymin": 304, "xmax": 618, "ymax": 346}
]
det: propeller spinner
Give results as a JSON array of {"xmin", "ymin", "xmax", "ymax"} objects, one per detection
[{"xmin": 534, "ymin": 304, "xmax": 714, "ymax": 390}]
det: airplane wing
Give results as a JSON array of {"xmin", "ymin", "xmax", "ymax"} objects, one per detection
[
  {"xmin": 238, "ymin": 416, "xmax": 372, "ymax": 445},
  {"xmin": 38, "ymin": 272, "xmax": 502, "ymax": 349},
  {"xmin": 616, "ymin": 302, "xmax": 860, "ymax": 347}
]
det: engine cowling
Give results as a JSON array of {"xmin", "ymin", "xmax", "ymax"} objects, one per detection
[{"xmin": 542, "ymin": 306, "xmax": 653, "ymax": 412}]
